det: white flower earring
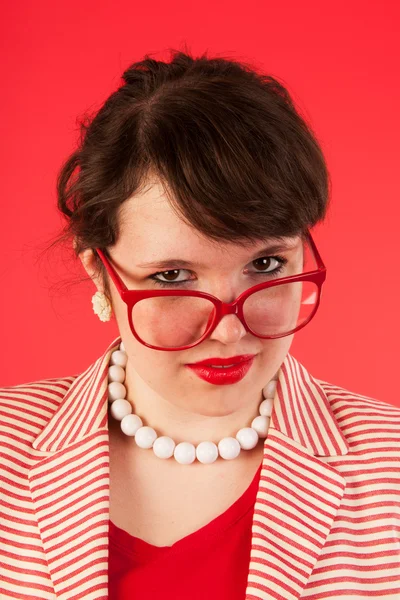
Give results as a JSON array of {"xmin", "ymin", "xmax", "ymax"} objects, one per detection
[{"xmin": 92, "ymin": 291, "xmax": 113, "ymax": 322}]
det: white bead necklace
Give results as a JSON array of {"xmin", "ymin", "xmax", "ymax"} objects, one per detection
[{"xmin": 107, "ymin": 341, "xmax": 278, "ymax": 465}]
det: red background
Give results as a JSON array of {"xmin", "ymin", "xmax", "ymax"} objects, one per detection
[{"xmin": 1, "ymin": 0, "xmax": 399, "ymax": 406}]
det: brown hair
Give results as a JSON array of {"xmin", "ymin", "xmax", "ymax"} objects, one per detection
[{"xmin": 49, "ymin": 47, "xmax": 331, "ymax": 298}]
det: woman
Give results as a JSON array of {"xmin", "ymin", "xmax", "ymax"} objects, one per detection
[{"xmin": 1, "ymin": 50, "xmax": 399, "ymax": 600}]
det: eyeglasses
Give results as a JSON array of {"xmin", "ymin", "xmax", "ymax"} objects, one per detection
[{"xmin": 94, "ymin": 230, "xmax": 326, "ymax": 351}]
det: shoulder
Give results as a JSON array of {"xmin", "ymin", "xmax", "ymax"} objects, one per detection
[
  {"xmin": 316, "ymin": 376, "xmax": 400, "ymax": 452},
  {"xmin": 317, "ymin": 376, "xmax": 400, "ymax": 414},
  {"xmin": 0, "ymin": 375, "xmax": 77, "ymax": 444}
]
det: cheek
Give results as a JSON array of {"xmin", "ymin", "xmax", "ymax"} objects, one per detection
[
  {"xmin": 114, "ymin": 298, "xmax": 185, "ymax": 381},
  {"xmin": 259, "ymin": 334, "xmax": 294, "ymax": 373},
  {"xmin": 122, "ymin": 334, "xmax": 180, "ymax": 384}
]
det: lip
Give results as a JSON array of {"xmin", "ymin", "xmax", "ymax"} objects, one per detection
[
  {"xmin": 186, "ymin": 356, "xmax": 255, "ymax": 385},
  {"xmin": 187, "ymin": 354, "xmax": 256, "ymax": 367}
]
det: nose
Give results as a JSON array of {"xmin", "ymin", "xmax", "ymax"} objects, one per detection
[{"xmin": 208, "ymin": 313, "xmax": 247, "ymax": 344}]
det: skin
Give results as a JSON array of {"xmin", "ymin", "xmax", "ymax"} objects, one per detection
[{"xmin": 79, "ymin": 177, "xmax": 304, "ymax": 456}]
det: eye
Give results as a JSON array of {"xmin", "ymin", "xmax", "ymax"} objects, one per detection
[
  {"xmin": 151, "ymin": 269, "xmax": 190, "ymax": 283},
  {"xmin": 244, "ymin": 255, "xmax": 288, "ymax": 278},
  {"xmin": 249, "ymin": 256, "xmax": 284, "ymax": 273}
]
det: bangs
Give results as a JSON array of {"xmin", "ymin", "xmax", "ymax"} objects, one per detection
[{"xmin": 122, "ymin": 76, "xmax": 328, "ymax": 245}]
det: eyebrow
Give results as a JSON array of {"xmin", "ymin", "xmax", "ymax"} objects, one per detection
[{"xmin": 135, "ymin": 241, "xmax": 298, "ymax": 270}]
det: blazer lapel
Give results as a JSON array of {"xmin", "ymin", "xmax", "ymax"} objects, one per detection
[
  {"xmin": 28, "ymin": 336, "xmax": 349, "ymax": 600},
  {"xmin": 244, "ymin": 353, "xmax": 350, "ymax": 600},
  {"xmin": 28, "ymin": 336, "xmax": 120, "ymax": 600}
]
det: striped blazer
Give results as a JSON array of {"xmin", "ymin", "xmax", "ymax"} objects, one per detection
[{"xmin": 1, "ymin": 334, "xmax": 400, "ymax": 600}]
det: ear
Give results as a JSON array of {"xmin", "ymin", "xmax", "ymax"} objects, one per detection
[{"xmin": 78, "ymin": 247, "xmax": 105, "ymax": 294}]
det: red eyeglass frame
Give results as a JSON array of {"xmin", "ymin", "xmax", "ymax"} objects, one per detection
[{"xmin": 94, "ymin": 230, "xmax": 327, "ymax": 351}]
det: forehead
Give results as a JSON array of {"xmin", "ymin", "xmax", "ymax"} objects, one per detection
[{"xmin": 116, "ymin": 183, "xmax": 300, "ymax": 265}]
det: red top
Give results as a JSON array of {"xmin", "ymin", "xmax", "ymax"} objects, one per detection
[{"xmin": 108, "ymin": 461, "xmax": 262, "ymax": 599}]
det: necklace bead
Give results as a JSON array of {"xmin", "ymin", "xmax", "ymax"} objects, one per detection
[
  {"xmin": 174, "ymin": 442, "xmax": 196, "ymax": 465},
  {"xmin": 218, "ymin": 437, "xmax": 241, "ymax": 460},
  {"xmin": 107, "ymin": 343, "xmax": 278, "ymax": 464},
  {"xmin": 120, "ymin": 414, "xmax": 143, "ymax": 436},
  {"xmin": 153, "ymin": 436, "xmax": 175, "ymax": 459},
  {"xmin": 135, "ymin": 426, "xmax": 158, "ymax": 449}
]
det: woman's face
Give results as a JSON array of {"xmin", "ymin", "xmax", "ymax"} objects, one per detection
[{"xmin": 86, "ymin": 179, "xmax": 305, "ymax": 418}]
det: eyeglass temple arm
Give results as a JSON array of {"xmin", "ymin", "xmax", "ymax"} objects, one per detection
[
  {"xmin": 306, "ymin": 231, "xmax": 326, "ymax": 271},
  {"xmin": 94, "ymin": 248, "xmax": 129, "ymax": 294}
]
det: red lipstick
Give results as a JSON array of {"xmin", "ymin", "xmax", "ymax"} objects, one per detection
[{"xmin": 185, "ymin": 355, "xmax": 256, "ymax": 385}]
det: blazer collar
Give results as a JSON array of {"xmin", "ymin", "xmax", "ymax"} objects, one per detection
[{"xmin": 32, "ymin": 335, "xmax": 349, "ymax": 457}]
